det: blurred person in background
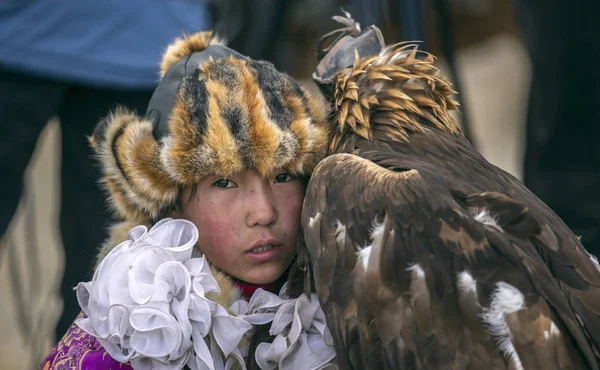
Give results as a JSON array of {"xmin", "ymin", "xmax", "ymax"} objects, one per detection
[
  {"xmin": 0, "ymin": 0, "xmax": 212, "ymax": 341},
  {"xmin": 514, "ymin": 0, "xmax": 600, "ymax": 255}
]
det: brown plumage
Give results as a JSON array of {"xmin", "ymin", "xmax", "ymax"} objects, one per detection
[{"xmin": 302, "ymin": 25, "xmax": 600, "ymax": 370}]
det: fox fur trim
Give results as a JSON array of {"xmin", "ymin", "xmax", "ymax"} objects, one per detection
[
  {"xmin": 91, "ymin": 31, "xmax": 330, "ymax": 224},
  {"xmin": 159, "ymin": 31, "xmax": 226, "ymax": 77}
]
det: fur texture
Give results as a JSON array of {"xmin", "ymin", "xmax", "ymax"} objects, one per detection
[
  {"xmin": 91, "ymin": 31, "xmax": 330, "ymax": 224},
  {"xmin": 159, "ymin": 31, "xmax": 226, "ymax": 77}
]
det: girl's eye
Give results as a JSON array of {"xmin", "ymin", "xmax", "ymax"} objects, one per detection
[
  {"xmin": 213, "ymin": 178, "xmax": 236, "ymax": 188},
  {"xmin": 274, "ymin": 172, "xmax": 294, "ymax": 183}
]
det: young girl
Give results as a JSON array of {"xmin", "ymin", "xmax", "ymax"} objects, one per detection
[{"xmin": 40, "ymin": 31, "xmax": 336, "ymax": 370}]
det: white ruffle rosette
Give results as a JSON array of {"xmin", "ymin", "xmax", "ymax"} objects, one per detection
[
  {"xmin": 76, "ymin": 218, "xmax": 336, "ymax": 370},
  {"xmin": 244, "ymin": 289, "xmax": 336, "ymax": 370}
]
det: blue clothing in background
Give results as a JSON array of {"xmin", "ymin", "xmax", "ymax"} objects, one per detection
[
  {"xmin": 0, "ymin": 0, "xmax": 213, "ymax": 342},
  {"xmin": 0, "ymin": 0, "xmax": 211, "ymax": 89}
]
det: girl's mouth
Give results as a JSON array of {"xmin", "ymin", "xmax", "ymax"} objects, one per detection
[
  {"xmin": 245, "ymin": 244, "xmax": 282, "ymax": 262},
  {"xmin": 249, "ymin": 244, "xmax": 278, "ymax": 253}
]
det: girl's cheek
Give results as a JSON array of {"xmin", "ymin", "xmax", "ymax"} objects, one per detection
[
  {"xmin": 284, "ymin": 195, "xmax": 303, "ymax": 221},
  {"xmin": 197, "ymin": 216, "xmax": 234, "ymax": 255}
]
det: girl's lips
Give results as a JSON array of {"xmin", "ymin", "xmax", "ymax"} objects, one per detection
[{"xmin": 245, "ymin": 244, "xmax": 282, "ymax": 263}]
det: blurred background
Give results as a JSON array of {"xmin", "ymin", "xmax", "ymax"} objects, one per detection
[{"xmin": 0, "ymin": 0, "xmax": 597, "ymax": 368}]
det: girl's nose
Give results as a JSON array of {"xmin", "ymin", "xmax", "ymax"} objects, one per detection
[{"xmin": 245, "ymin": 182, "xmax": 278, "ymax": 227}]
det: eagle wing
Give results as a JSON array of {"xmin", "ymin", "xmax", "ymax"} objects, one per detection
[{"xmin": 302, "ymin": 150, "xmax": 600, "ymax": 370}]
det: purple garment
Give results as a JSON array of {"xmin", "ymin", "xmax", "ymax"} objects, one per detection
[{"xmin": 40, "ymin": 312, "xmax": 133, "ymax": 370}]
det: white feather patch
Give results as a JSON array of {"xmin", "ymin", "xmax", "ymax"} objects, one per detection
[
  {"xmin": 406, "ymin": 263, "xmax": 425, "ymax": 278},
  {"xmin": 357, "ymin": 246, "xmax": 372, "ymax": 270},
  {"xmin": 356, "ymin": 218, "xmax": 386, "ymax": 271},
  {"xmin": 457, "ymin": 271, "xmax": 477, "ymax": 296},
  {"xmin": 472, "ymin": 208, "xmax": 502, "ymax": 231},
  {"xmin": 543, "ymin": 321, "xmax": 561, "ymax": 340},
  {"xmin": 481, "ymin": 282, "xmax": 525, "ymax": 370},
  {"xmin": 406, "ymin": 263, "xmax": 432, "ymax": 328},
  {"xmin": 550, "ymin": 321, "xmax": 560, "ymax": 337},
  {"xmin": 370, "ymin": 218, "xmax": 386, "ymax": 249}
]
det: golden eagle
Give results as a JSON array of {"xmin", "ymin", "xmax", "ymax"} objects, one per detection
[{"xmin": 301, "ymin": 14, "xmax": 600, "ymax": 370}]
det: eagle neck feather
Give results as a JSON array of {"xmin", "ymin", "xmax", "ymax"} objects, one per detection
[{"xmin": 330, "ymin": 43, "xmax": 462, "ymax": 153}]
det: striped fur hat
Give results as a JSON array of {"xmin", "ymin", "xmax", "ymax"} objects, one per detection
[{"xmin": 90, "ymin": 31, "xmax": 330, "ymax": 225}]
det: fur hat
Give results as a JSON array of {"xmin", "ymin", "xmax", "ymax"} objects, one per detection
[{"xmin": 90, "ymin": 31, "xmax": 330, "ymax": 225}]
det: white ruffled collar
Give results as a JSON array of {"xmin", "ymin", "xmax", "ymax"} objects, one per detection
[{"xmin": 76, "ymin": 218, "xmax": 337, "ymax": 370}]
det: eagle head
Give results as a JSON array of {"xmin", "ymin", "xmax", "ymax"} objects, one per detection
[{"xmin": 314, "ymin": 14, "xmax": 463, "ymax": 153}]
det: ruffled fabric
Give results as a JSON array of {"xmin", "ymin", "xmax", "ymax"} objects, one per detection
[
  {"xmin": 75, "ymin": 218, "xmax": 336, "ymax": 370},
  {"xmin": 251, "ymin": 290, "xmax": 336, "ymax": 370}
]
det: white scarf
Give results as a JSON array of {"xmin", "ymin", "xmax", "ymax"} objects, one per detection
[{"xmin": 75, "ymin": 218, "xmax": 337, "ymax": 370}]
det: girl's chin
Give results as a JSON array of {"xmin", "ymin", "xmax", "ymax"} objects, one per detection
[{"xmin": 236, "ymin": 265, "xmax": 286, "ymax": 285}]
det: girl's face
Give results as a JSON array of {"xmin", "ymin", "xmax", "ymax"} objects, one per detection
[{"xmin": 180, "ymin": 169, "xmax": 305, "ymax": 285}]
